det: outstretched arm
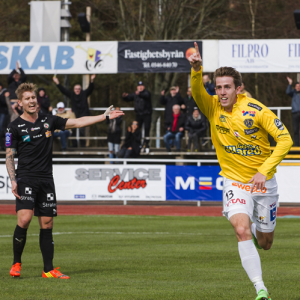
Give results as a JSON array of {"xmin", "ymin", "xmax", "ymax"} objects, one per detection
[
  {"xmin": 6, "ymin": 148, "xmax": 20, "ymax": 199},
  {"xmin": 65, "ymin": 106, "xmax": 124, "ymax": 129}
]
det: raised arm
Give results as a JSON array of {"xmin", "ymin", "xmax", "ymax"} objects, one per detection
[
  {"xmin": 53, "ymin": 76, "xmax": 72, "ymax": 98},
  {"xmin": 65, "ymin": 106, "xmax": 124, "ymax": 129},
  {"xmin": 6, "ymin": 148, "xmax": 20, "ymax": 199}
]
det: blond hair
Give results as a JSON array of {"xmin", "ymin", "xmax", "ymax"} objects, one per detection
[
  {"xmin": 213, "ymin": 67, "xmax": 242, "ymax": 88},
  {"xmin": 15, "ymin": 83, "xmax": 37, "ymax": 100}
]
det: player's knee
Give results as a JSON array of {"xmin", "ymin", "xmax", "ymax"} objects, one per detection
[
  {"xmin": 235, "ymin": 226, "xmax": 250, "ymax": 241},
  {"xmin": 18, "ymin": 218, "xmax": 31, "ymax": 228}
]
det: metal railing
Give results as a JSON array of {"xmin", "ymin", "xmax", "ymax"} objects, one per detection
[{"xmin": 52, "ymin": 106, "xmax": 292, "ymax": 148}]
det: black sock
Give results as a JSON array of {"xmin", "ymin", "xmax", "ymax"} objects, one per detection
[
  {"xmin": 39, "ymin": 229, "xmax": 54, "ymax": 273},
  {"xmin": 13, "ymin": 225, "xmax": 28, "ymax": 265}
]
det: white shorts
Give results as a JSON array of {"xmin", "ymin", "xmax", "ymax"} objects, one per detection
[{"xmin": 222, "ymin": 176, "xmax": 278, "ymax": 233}]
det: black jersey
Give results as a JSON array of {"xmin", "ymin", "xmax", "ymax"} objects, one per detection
[{"xmin": 6, "ymin": 114, "xmax": 68, "ymax": 178}]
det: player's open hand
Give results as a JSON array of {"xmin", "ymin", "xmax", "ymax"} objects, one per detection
[
  {"xmin": 248, "ymin": 172, "xmax": 267, "ymax": 193},
  {"xmin": 188, "ymin": 42, "xmax": 202, "ymax": 72},
  {"xmin": 110, "ymin": 108, "xmax": 124, "ymax": 119},
  {"xmin": 11, "ymin": 181, "xmax": 20, "ymax": 199}
]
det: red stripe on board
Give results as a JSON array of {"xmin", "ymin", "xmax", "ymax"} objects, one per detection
[{"xmin": 199, "ymin": 186, "xmax": 212, "ymax": 190}]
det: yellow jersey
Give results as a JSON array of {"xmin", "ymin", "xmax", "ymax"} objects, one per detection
[{"xmin": 191, "ymin": 67, "xmax": 293, "ymax": 183}]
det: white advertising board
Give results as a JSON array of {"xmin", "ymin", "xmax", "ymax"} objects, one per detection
[
  {"xmin": 0, "ymin": 42, "xmax": 118, "ymax": 74},
  {"xmin": 219, "ymin": 39, "xmax": 300, "ymax": 73}
]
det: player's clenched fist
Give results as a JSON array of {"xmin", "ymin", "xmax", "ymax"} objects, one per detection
[{"xmin": 188, "ymin": 42, "xmax": 202, "ymax": 72}]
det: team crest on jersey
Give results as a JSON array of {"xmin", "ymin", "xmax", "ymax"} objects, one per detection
[
  {"xmin": 44, "ymin": 123, "xmax": 50, "ymax": 129},
  {"xmin": 242, "ymin": 110, "xmax": 256, "ymax": 117},
  {"xmin": 219, "ymin": 115, "xmax": 226, "ymax": 122},
  {"xmin": 244, "ymin": 119, "xmax": 253, "ymax": 128},
  {"xmin": 45, "ymin": 130, "xmax": 52, "ymax": 138}
]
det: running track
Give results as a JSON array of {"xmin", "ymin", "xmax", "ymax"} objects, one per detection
[{"xmin": 1, "ymin": 204, "xmax": 300, "ymax": 217}]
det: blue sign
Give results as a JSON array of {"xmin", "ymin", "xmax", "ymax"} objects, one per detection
[{"xmin": 166, "ymin": 165, "xmax": 223, "ymax": 201}]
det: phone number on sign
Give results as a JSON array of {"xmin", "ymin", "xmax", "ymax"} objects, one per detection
[{"xmin": 142, "ymin": 62, "xmax": 178, "ymax": 68}]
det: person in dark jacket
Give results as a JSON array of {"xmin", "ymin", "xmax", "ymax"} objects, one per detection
[
  {"xmin": 53, "ymin": 74, "xmax": 95, "ymax": 147},
  {"xmin": 118, "ymin": 120, "xmax": 141, "ymax": 158},
  {"xmin": 181, "ymin": 87, "xmax": 197, "ymax": 117},
  {"xmin": 107, "ymin": 107, "xmax": 123, "ymax": 163},
  {"xmin": 286, "ymin": 77, "xmax": 300, "ymax": 146},
  {"xmin": 122, "ymin": 81, "xmax": 152, "ymax": 153},
  {"xmin": 7, "ymin": 62, "xmax": 26, "ymax": 101},
  {"xmin": 163, "ymin": 104, "xmax": 186, "ymax": 152},
  {"xmin": 37, "ymin": 88, "xmax": 52, "ymax": 115},
  {"xmin": 160, "ymin": 86, "xmax": 184, "ymax": 122},
  {"xmin": 0, "ymin": 83, "xmax": 9, "ymax": 150},
  {"xmin": 185, "ymin": 108, "xmax": 207, "ymax": 151},
  {"xmin": 203, "ymin": 74, "xmax": 215, "ymax": 95}
]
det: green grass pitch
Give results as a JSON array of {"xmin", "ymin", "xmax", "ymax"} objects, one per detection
[{"xmin": 0, "ymin": 214, "xmax": 299, "ymax": 299}]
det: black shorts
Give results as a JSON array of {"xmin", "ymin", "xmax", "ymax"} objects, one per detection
[{"xmin": 16, "ymin": 177, "xmax": 57, "ymax": 217}]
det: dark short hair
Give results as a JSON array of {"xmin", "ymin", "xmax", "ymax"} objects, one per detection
[
  {"xmin": 295, "ymin": 82, "xmax": 300, "ymax": 85},
  {"xmin": 213, "ymin": 67, "xmax": 242, "ymax": 89}
]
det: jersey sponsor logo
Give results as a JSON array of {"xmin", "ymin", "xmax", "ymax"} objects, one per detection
[
  {"xmin": 244, "ymin": 119, "xmax": 254, "ymax": 128},
  {"xmin": 234, "ymin": 131, "xmax": 239, "ymax": 138},
  {"xmin": 216, "ymin": 125, "xmax": 229, "ymax": 134},
  {"xmin": 270, "ymin": 201, "xmax": 276, "ymax": 208},
  {"xmin": 31, "ymin": 127, "xmax": 40, "ymax": 131},
  {"xmin": 225, "ymin": 143, "xmax": 261, "ymax": 156},
  {"xmin": 244, "ymin": 127, "xmax": 259, "ymax": 135},
  {"xmin": 226, "ymin": 198, "xmax": 246, "ymax": 207},
  {"xmin": 22, "ymin": 135, "xmax": 31, "ymax": 142},
  {"xmin": 20, "ymin": 195, "xmax": 34, "ymax": 202},
  {"xmin": 44, "ymin": 123, "xmax": 50, "ymax": 129},
  {"xmin": 270, "ymin": 206, "xmax": 277, "ymax": 221},
  {"xmin": 18, "ymin": 124, "xmax": 25, "ymax": 127},
  {"xmin": 6, "ymin": 128, "xmax": 10, "ymax": 132},
  {"xmin": 21, "ymin": 129, "xmax": 28, "ymax": 133},
  {"xmin": 25, "ymin": 187, "xmax": 32, "ymax": 195},
  {"xmin": 33, "ymin": 134, "xmax": 42, "ymax": 139},
  {"xmin": 251, "ymin": 135, "xmax": 261, "ymax": 141},
  {"xmin": 45, "ymin": 130, "xmax": 52, "ymax": 138},
  {"xmin": 5, "ymin": 132, "xmax": 12, "ymax": 147},
  {"xmin": 242, "ymin": 110, "xmax": 256, "ymax": 117},
  {"xmin": 41, "ymin": 117, "xmax": 47, "ymax": 122},
  {"xmin": 42, "ymin": 202, "xmax": 57, "ymax": 208},
  {"xmin": 232, "ymin": 182, "xmax": 267, "ymax": 193},
  {"xmin": 274, "ymin": 118, "xmax": 284, "ymax": 130},
  {"xmin": 219, "ymin": 115, "xmax": 226, "ymax": 122},
  {"xmin": 47, "ymin": 193, "xmax": 54, "ymax": 201},
  {"xmin": 248, "ymin": 102, "xmax": 262, "ymax": 111}
]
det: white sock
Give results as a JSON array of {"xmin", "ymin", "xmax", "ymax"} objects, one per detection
[
  {"xmin": 238, "ymin": 240, "xmax": 267, "ymax": 294},
  {"xmin": 251, "ymin": 223, "xmax": 257, "ymax": 238}
]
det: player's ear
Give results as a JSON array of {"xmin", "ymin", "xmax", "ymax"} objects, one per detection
[
  {"xmin": 236, "ymin": 85, "xmax": 242, "ymax": 94},
  {"xmin": 18, "ymin": 99, "xmax": 22, "ymax": 107}
]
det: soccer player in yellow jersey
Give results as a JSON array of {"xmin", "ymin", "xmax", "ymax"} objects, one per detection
[{"xmin": 189, "ymin": 42, "xmax": 293, "ymax": 300}]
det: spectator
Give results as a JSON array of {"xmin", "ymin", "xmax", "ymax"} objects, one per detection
[
  {"xmin": 52, "ymin": 74, "xmax": 96, "ymax": 147},
  {"xmin": 107, "ymin": 106, "xmax": 123, "ymax": 163},
  {"xmin": 163, "ymin": 104, "xmax": 186, "ymax": 152},
  {"xmin": 7, "ymin": 62, "xmax": 26, "ymax": 101},
  {"xmin": 185, "ymin": 108, "xmax": 207, "ymax": 152},
  {"xmin": 119, "ymin": 120, "xmax": 141, "ymax": 158},
  {"xmin": 37, "ymin": 88, "xmax": 52, "ymax": 115},
  {"xmin": 160, "ymin": 86, "xmax": 184, "ymax": 122},
  {"xmin": 181, "ymin": 86, "xmax": 197, "ymax": 117},
  {"xmin": 203, "ymin": 74, "xmax": 215, "ymax": 95},
  {"xmin": 53, "ymin": 102, "xmax": 75, "ymax": 151},
  {"xmin": 122, "ymin": 81, "xmax": 152, "ymax": 153},
  {"xmin": 240, "ymin": 82, "xmax": 252, "ymax": 98},
  {"xmin": 286, "ymin": 77, "xmax": 300, "ymax": 146},
  {"xmin": 0, "ymin": 83, "xmax": 9, "ymax": 150}
]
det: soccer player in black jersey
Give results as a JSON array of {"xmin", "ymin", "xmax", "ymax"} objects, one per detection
[{"xmin": 6, "ymin": 83, "xmax": 124, "ymax": 279}]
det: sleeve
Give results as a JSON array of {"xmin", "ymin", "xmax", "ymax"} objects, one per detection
[
  {"xmin": 56, "ymin": 84, "xmax": 72, "ymax": 98},
  {"xmin": 84, "ymin": 82, "xmax": 94, "ymax": 97},
  {"xmin": 160, "ymin": 95, "xmax": 167, "ymax": 105},
  {"xmin": 5, "ymin": 125, "xmax": 18, "ymax": 149},
  {"xmin": 286, "ymin": 85, "xmax": 294, "ymax": 97},
  {"xmin": 52, "ymin": 115, "xmax": 68, "ymax": 131},
  {"xmin": 138, "ymin": 90, "xmax": 151, "ymax": 101},
  {"xmin": 7, "ymin": 70, "xmax": 15, "ymax": 84},
  {"xmin": 257, "ymin": 109, "xmax": 293, "ymax": 177},
  {"xmin": 122, "ymin": 93, "xmax": 135, "ymax": 102},
  {"xmin": 191, "ymin": 67, "xmax": 217, "ymax": 121},
  {"xmin": 175, "ymin": 92, "xmax": 184, "ymax": 105},
  {"xmin": 19, "ymin": 68, "xmax": 26, "ymax": 83}
]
